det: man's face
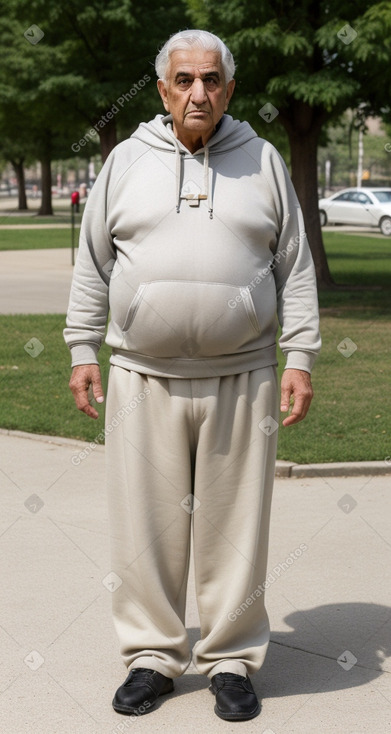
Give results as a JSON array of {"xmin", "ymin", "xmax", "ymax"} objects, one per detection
[{"xmin": 157, "ymin": 47, "xmax": 235, "ymax": 151}]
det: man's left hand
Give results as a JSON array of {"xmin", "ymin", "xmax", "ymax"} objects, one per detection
[{"xmin": 280, "ymin": 369, "xmax": 313, "ymax": 427}]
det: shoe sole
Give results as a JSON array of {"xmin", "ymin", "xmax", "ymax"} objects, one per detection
[
  {"xmin": 214, "ymin": 702, "xmax": 261, "ymax": 721},
  {"xmin": 209, "ymin": 685, "xmax": 261, "ymax": 721}
]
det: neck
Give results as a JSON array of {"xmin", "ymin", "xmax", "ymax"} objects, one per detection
[{"xmin": 173, "ymin": 125, "xmax": 215, "ymax": 153}]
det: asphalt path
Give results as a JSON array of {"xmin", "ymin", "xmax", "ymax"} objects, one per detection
[
  {"xmin": 0, "ymin": 248, "xmax": 74, "ymax": 314},
  {"xmin": 0, "ymin": 429, "xmax": 390, "ymax": 734}
]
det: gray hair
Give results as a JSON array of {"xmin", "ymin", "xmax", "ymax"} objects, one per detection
[{"xmin": 155, "ymin": 29, "xmax": 236, "ymax": 84}]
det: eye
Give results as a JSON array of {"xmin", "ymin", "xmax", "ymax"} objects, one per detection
[{"xmin": 204, "ymin": 77, "xmax": 218, "ymax": 89}]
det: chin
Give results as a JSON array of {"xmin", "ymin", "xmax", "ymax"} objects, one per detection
[{"xmin": 185, "ymin": 119, "xmax": 212, "ymax": 131}]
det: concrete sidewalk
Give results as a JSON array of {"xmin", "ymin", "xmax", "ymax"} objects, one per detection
[
  {"xmin": 0, "ymin": 247, "xmax": 74, "ymax": 314},
  {"xmin": 0, "ymin": 430, "xmax": 390, "ymax": 733}
]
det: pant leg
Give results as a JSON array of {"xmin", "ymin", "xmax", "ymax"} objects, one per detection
[
  {"xmin": 190, "ymin": 366, "xmax": 279, "ymax": 678},
  {"xmin": 105, "ymin": 365, "xmax": 195, "ymax": 678}
]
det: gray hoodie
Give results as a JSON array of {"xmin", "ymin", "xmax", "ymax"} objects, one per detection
[{"xmin": 64, "ymin": 113, "xmax": 321, "ymax": 378}]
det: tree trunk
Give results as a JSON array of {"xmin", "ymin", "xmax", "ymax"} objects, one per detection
[
  {"xmin": 11, "ymin": 158, "xmax": 28, "ymax": 210},
  {"xmin": 282, "ymin": 103, "xmax": 335, "ymax": 288},
  {"xmin": 99, "ymin": 116, "xmax": 117, "ymax": 162},
  {"xmin": 38, "ymin": 155, "xmax": 53, "ymax": 216}
]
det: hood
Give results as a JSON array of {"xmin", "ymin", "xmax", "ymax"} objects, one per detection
[{"xmin": 130, "ymin": 114, "xmax": 259, "ymax": 217}]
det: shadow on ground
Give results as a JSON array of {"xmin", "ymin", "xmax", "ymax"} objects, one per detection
[{"xmin": 169, "ymin": 602, "xmax": 390, "ymax": 703}]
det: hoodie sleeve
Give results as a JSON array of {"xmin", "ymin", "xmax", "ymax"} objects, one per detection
[
  {"xmin": 262, "ymin": 143, "xmax": 321, "ymax": 373},
  {"xmin": 63, "ymin": 150, "xmax": 117, "ymax": 367}
]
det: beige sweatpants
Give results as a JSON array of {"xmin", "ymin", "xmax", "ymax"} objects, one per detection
[{"xmin": 105, "ymin": 364, "xmax": 279, "ymax": 680}]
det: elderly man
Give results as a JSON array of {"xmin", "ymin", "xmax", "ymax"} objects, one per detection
[{"xmin": 64, "ymin": 29, "xmax": 321, "ymax": 722}]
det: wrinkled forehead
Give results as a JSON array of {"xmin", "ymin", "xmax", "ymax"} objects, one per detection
[{"xmin": 166, "ymin": 48, "xmax": 224, "ymax": 80}]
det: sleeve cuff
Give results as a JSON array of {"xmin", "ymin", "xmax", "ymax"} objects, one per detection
[
  {"xmin": 284, "ymin": 350, "xmax": 317, "ymax": 374},
  {"xmin": 69, "ymin": 343, "xmax": 100, "ymax": 367}
]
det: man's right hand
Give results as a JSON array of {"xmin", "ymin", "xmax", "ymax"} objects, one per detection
[{"xmin": 69, "ymin": 364, "xmax": 104, "ymax": 419}]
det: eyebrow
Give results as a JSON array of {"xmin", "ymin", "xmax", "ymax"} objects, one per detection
[{"xmin": 174, "ymin": 71, "xmax": 221, "ymax": 81}]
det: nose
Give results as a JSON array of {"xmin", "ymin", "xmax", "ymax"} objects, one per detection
[{"xmin": 190, "ymin": 78, "xmax": 207, "ymax": 105}]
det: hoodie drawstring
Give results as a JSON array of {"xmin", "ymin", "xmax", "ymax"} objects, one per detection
[
  {"xmin": 175, "ymin": 142, "xmax": 213, "ymax": 219},
  {"xmin": 175, "ymin": 144, "xmax": 182, "ymax": 214},
  {"xmin": 204, "ymin": 146, "xmax": 213, "ymax": 219}
]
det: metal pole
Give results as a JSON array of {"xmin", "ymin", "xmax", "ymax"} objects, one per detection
[
  {"xmin": 325, "ymin": 159, "xmax": 331, "ymax": 196},
  {"xmin": 357, "ymin": 128, "xmax": 364, "ymax": 188},
  {"xmin": 71, "ymin": 203, "xmax": 75, "ymax": 266}
]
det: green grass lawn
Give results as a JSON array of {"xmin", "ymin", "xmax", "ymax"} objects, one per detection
[
  {"xmin": 0, "ymin": 314, "xmax": 110, "ymax": 443},
  {"xmin": 0, "ymin": 228, "xmax": 77, "ymax": 250},
  {"xmin": 0, "ymin": 205, "xmax": 85, "ymax": 227},
  {"xmin": 0, "ymin": 215, "xmax": 73, "ymax": 226},
  {"xmin": 276, "ymin": 232, "xmax": 391, "ymax": 463},
  {"xmin": 0, "ymin": 232, "xmax": 390, "ymax": 463}
]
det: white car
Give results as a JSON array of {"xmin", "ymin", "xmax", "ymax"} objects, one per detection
[{"xmin": 318, "ymin": 187, "xmax": 391, "ymax": 236}]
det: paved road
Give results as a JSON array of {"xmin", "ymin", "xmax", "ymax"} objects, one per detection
[
  {"xmin": 0, "ymin": 248, "xmax": 74, "ymax": 314},
  {"xmin": 0, "ymin": 430, "xmax": 390, "ymax": 734}
]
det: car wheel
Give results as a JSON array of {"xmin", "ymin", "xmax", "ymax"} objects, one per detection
[
  {"xmin": 380, "ymin": 216, "xmax": 391, "ymax": 236},
  {"xmin": 319, "ymin": 210, "xmax": 327, "ymax": 227}
]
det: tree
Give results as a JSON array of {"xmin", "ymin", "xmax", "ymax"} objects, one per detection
[
  {"xmin": 0, "ymin": 2, "xmax": 85, "ymax": 214},
  {"xmin": 0, "ymin": 0, "xmax": 186, "ymax": 214},
  {"xmin": 0, "ymin": 9, "xmax": 32, "ymax": 209},
  {"xmin": 186, "ymin": 0, "xmax": 391, "ymax": 287},
  {"xmin": 0, "ymin": 125, "xmax": 30, "ymax": 210},
  {"xmin": 18, "ymin": 0, "xmax": 186, "ymax": 161}
]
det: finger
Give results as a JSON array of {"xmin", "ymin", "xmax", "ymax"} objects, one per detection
[
  {"xmin": 91, "ymin": 372, "xmax": 104, "ymax": 404},
  {"xmin": 73, "ymin": 384, "xmax": 100, "ymax": 419},
  {"xmin": 79, "ymin": 399, "xmax": 100, "ymax": 420},
  {"xmin": 280, "ymin": 384, "xmax": 292, "ymax": 412},
  {"xmin": 282, "ymin": 393, "xmax": 312, "ymax": 426},
  {"xmin": 69, "ymin": 366, "xmax": 102, "ymax": 419}
]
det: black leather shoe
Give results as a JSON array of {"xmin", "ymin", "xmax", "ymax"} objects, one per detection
[
  {"xmin": 209, "ymin": 672, "xmax": 261, "ymax": 721},
  {"xmin": 112, "ymin": 667, "xmax": 174, "ymax": 715}
]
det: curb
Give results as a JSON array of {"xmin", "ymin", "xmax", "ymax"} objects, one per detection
[
  {"xmin": 0, "ymin": 427, "xmax": 104, "ymax": 452},
  {"xmin": 275, "ymin": 459, "xmax": 391, "ymax": 478},
  {"xmin": 1, "ymin": 428, "xmax": 390, "ymax": 478}
]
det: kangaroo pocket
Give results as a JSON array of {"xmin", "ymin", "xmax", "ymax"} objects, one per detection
[{"xmin": 117, "ymin": 280, "xmax": 261, "ymax": 358}]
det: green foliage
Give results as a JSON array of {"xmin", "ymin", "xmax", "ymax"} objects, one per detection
[
  {"xmin": 11, "ymin": 0, "xmax": 185, "ymax": 135},
  {"xmin": 0, "ymin": 1, "xmax": 82, "ymax": 166},
  {"xmin": 0, "ymin": 0, "xmax": 186, "ymax": 169},
  {"xmin": 186, "ymin": 0, "xmax": 391, "ymax": 130},
  {"xmin": 267, "ymin": 70, "xmax": 359, "ymax": 111}
]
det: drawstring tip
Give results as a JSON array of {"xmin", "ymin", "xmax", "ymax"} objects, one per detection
[
  {"xmin": 209, "ymin": 209, "xmax": 213, "ymax": 220},
  {"xmin": 176, "ymin": 205, "xmax": 180, "ymax": 213}
]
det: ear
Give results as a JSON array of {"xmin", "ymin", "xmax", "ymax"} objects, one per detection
[
  {"xmin": 157, "ymin": 79, "xmax": 170, "ymax": 112},
  {"xmin": 224, "ymin": 79, "xmax": 235, "ymax": 110}
]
